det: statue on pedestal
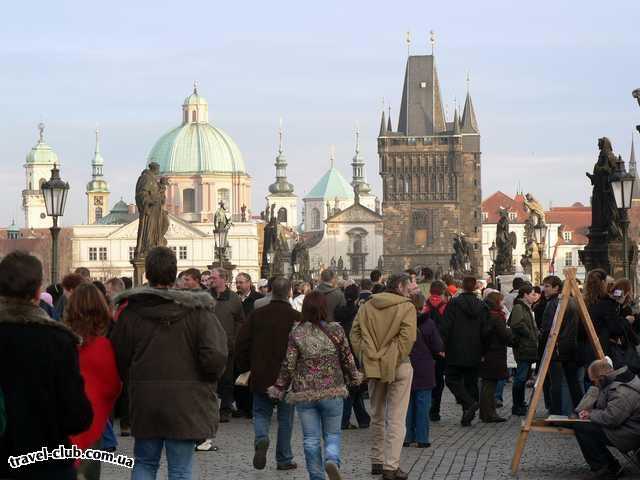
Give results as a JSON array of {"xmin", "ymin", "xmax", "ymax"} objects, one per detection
[
  {"xmin": 134, "ymin": 162, "xmax": 168, "ymax": 259},
  {"xmin": 586, "ymin": 137, "xmax": 622, "ymax": 241},
  {"xmin": 523, "ymin": 193, "xmax": 545, "ymax": 227},
  {"xmin": 495, "ymin": 209, "xmax": 517, "ymax": 275},
  {"xmin": 449, "ymin": 232, "xmax": 472, "ymax": 277}
]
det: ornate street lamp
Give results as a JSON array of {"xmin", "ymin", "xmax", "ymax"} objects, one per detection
[
  {"xmin": 464, "ymin": 259, "xmax": 471, "ymax": 273},
  {"xmin": 533, "ymin": 221, "xmax": 548, "ymax": 285},
  {"xmin": 489, "ymin": 241, "xmax": 497, "ymax": 284},
  {"xmin": 611, "ymin": 156, "xmax": 635, "ymax": 278},
  {"xmin": 41, "ymin": 164, "xmax": 70, "ymax": 284}
]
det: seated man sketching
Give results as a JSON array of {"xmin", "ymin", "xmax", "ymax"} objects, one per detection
[{"xmin": 571, "ymin": 359, "xmax": 640, "ymax": 480}]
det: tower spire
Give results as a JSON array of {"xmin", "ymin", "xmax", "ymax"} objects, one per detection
[
  {"xmin": 268, "ymin": 118, "xmax": 294, "ymax": 195},
  {"xmin": 351, "ymin": 124, "xmax": 371, "ymax": 196},
  {"xmin": 405, "ymin": 31, "xmax": 411, "ymax": 57},
  {"xmin": 95, "ymin": 126, "xmax": 101, "ymax": 154},
  {"xmin": 330, "ymin": 145, "xmax": 335, "ymax": 168},
  {"xmin": 38, "ymin": 122, "xmax": 45, "ymax": 143},
  {"xmin": 387, "ymin": 105, "xmax": 392, "ymax": 132},
  {"xmin": 193, "ymin": 80, "xmax": 198, "ymax": 94}
]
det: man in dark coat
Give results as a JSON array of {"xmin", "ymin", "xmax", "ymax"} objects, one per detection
[
  {"xmin": 233, "ymin": 272, "xmax": 264, "ymax": 419},
  {"xmin": 110, "ymin": 247, "xmax": 228, "ymax": 477},
  {"xmin": 0, "ymin": 251, "xmax": 93, "ymax": 480},
  {"xmin": 315, "ymin": 269, "xmax": 346, "ymax": 323},
  {"xmin": 540, "ymin": 275, "xmax": 583, "ymax": 415},
  {"xmin": 235, "ymin": 272, "xmax": 264, "ymax": 318},
  {"xmin": 209, "ymin": 267, "xmax": 245, "ymax": 423},
  {"xmin": 440, "ymin": 276, "xmax": 488, "ymax": 426},
  {"xmin": 235, "ymin": 277, "xmax": 299, "ymax": 471}
]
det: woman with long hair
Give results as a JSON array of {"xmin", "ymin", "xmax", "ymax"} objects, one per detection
[
  {"xmin": 269, "ymin": 291, "xmax": 361, "ymax": 480},
  {"xmin": 65, "ymin": 283, "xmax": 122, "ymax": 480}
]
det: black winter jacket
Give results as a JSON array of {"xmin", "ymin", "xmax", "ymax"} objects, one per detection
[
  {"xmin": 440, "ymin": 292, "xmax": 488, "ymax": 367},
  {"xmin": 0, "ymin": 298, "xmax": 93, "ymax": 479}
]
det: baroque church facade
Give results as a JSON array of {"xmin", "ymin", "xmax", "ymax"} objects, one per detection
[{"xmin": 379, "ymin": 52, "xmax": 482, "ymax": 274}]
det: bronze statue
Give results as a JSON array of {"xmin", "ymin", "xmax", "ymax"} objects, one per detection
[
  {"xmin": 449, "ymin": 232, "xmax": 472, "ymax": 277},
  {"xmin": 495, "ymin": 208, "xmax": 517, "ymax": 275},
  {"xmin": 586, "ymin": 137, "xmax": 621, "ymax": 240},
  {"xmin": 134, "ymin": 162, "xmax": 167, "ymax": 258}
]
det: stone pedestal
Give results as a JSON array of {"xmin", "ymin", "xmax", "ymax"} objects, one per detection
[
  {"xmin": 579, "ymin": 229, "xmax": 610, "ymax": 274},
  {"xmin": 131, "ymin": 257, "xmax": 146, "ymax": 287}
]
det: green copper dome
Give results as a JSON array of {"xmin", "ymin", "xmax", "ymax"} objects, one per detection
[
  {"xmin": 86, "ymin": 179, "xmax": 109, "ymax": 193},
  {"xmin": 148, "ymin": 86, "xmax": 246, "ymax": 175},
  {"xmin": 305, "ymin": 167, "xmax": 354, "ymax": 200}
]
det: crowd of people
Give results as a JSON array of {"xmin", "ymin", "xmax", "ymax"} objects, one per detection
[{"xmin": 0, "ymin": 247, "xmax": 639, "ymax": 480}]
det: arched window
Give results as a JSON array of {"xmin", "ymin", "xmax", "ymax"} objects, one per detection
[
  {"xmin": 217, "ymin": 189, "xmax": 230, "ymax": 209},
  {"xmin": 191, "ymin": 110, "xmax": 197, "ymax": 122},
  {"xmin": 312, "ymin": 208, "xmax": 321, "ymax": 230},
  {"xmin": 183, "ymin": 188, "xmax": 195, "ymax": 213},
  {"xmin": 277, "ymin": 207, "xmax": 287, "ymax": 223},
  {"xmin": 95, "ymin": 207, "xmax": 103, "ymax": 221}
]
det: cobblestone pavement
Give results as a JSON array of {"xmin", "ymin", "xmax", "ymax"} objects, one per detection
[{"xmin": 102, "ymin": 385, "xmax": 633, "ymax": 479}]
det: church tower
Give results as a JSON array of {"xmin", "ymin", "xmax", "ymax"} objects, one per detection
[
  {"xmin": 22, "ymin": 123, "xmax": 58, "ymax": 229},
  {"xmin": 378, "ymin": 41, "xmax": 482, "ymax": 273},
  {"xmin": 266, "ymin": 120, "xmax": 298, "ymax": 228},
  {"xmin": 350, "ymin": 127, "xmax": 377, "ymax": 211},
  {"xmin": 86, "ymin": 128, "xmax": 110, "ymax": 224}
]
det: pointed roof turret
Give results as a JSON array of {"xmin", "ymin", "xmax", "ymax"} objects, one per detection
[
  {"xmin": 379, "ymin": 109, "xmax": 387, "ymax": 136},
  {"xmin": 461, "ymin": 91, "xmax": 479, "ymax": 133},
  {"xmin": 387, "ymin": 106, "xmax": 393, "ymax": 132},
  {"xmin": 398, "ymin": 55, "xmax": 447, "ymax": 135},
  {"xmin": 268, "ymin": 119, "xmax": 295, "ymax": 195},
  {"xmin": 452, "ymin": 108, "xmax": 461, "ymax": 135}
]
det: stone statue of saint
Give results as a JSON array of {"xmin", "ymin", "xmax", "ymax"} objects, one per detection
[
  {"xmin": 450, "ymin": 232, "xmax": 472, "ymax": 276},
  {"xmin": 240, "ymin": 204, "xmax": 247, "ymax": 222},
  {"xmin": 330, "ymin": 257, "xmax": 337, "ymax": 270},
  {"xmin": 586, "ymin": 137, "xmax": 621, "ymax": 240},
  {"xmin": 134, "ymin": 162, "xmax": 167, "ymax": 258},
  {"xmin": 523, "ymin": 193, "xmax": 545, "ymax": 226},
  {"xmin": 520, "ymin": 216, "xmax": 534, "ymax": 274},
  {"xmin": 495, "ymin": 209, "xmax": 517, "ymax": 275},
  {"xmin": 337, "ymin": 256, "xmax": 344, "ymax": 272}
]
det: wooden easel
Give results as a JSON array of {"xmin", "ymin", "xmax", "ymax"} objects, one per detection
[{"xmin": 510, "ymin": 267, "xmax": 605, "ymax": 474}]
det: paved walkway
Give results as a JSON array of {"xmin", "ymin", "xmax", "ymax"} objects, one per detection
[{"xmin": 101, "ymin": 385, "xmax": 631, "ymax": 479}]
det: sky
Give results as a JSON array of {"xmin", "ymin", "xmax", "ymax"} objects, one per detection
[{"xmin": 1, "ymin": 0, "xmax": 639, "ymax": 227}]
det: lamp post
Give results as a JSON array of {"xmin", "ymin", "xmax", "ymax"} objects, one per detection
[
  {"xmin": 611, "ymin": 156, "xmax": 635, "ymax": 279},
  {"xmin": 489, "ymin": 241, "xmax": 497, "ymax": 284},
  {"xmin": 533, "ymin": 221, "xmax": 548, "ymax": 286},
  {"xmin": 41, "ymin": 164, "xmax": 69, "ymax": 284}
]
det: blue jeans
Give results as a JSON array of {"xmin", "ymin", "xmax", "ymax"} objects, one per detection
[
  {"xmin": 253, "ymin": 392, "xmax": 294, "ymax": 465},
  {"xmin": 132, "ymin": 438, "xmax": 195, "ymax": 480},
  {"xmin": 101, "ymin": 418, "xmax": 117, "ymax": 450},
  {"xmin": 296, "ymin": 398, "xmax": 343, "ymax": 480},
  {"xmin": 495, "ymin": 379, "xmax": 506, "ymax": 402},
  {"xmin": 512, "ymin": 361, "xmax": 531, "ymax": 409},
  {"xmin": 405, "ymin": 389, "xmax": 432, "ymax": 444}
]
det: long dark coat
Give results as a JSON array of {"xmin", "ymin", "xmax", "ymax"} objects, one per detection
[{"xmin": 479, "ymin": 305, "xmax": 513, "ymax": 380}]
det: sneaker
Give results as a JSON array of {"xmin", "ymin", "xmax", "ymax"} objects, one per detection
[
  {"xmin": 277, "ymin": 462, "xmax": 297, "ymax": 471},
  {"xmin": 417, "ymin": 442, "xmax": 431, "ymax": 448},
  {"xmin": 195, "ymin": 439, "xmax": 218, "ymax": 452},
  {"xmin": 496, "ymin": 400, "xmax": 504, "ymax": 408},
  {"xmin": 371, "ymin": 463, "xmax": 383, "ymax": 475},
  {"xmin": 253, "ymin": 439, "xmax": 269, "ymax": 470},
  {"xmin": 325, "ymin": 461, "xmax": 342, "ymax": 480},
  {"xmin": 483, "ymin": 416, "xmax": 507, "ymax": 423}
]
